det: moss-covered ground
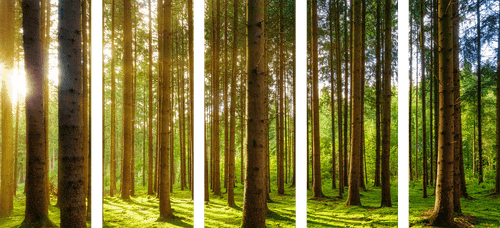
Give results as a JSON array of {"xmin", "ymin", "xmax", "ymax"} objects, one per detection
[{"xmin": 9, "ymin": 173, "xmax": 499, "ymax": 227}]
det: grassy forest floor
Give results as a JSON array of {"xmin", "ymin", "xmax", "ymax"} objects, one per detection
[
  {"xmin": 0, "ymin": 187, "xmax": 92, "ymax": 227},
  {"xmin": 409, "ymin": 180, "xmax": 500, "ymax": 227},
  {"xmin": 8, "ymin": 176, "xmax": 499, "ymax": 227}
]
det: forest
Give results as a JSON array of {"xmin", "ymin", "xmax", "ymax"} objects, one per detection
[{"xmin": 11, "ymin": 0, "xmax": 500, "ymax": 227}]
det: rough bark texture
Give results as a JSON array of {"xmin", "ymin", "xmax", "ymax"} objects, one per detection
[
  {"xmin": 347, "ymin": 0, "xmax": 362, "ymax": 206},
  {"xmin": 159, "ymin": 0, "xmax": 173, "ymax": 219},
  {"xmin": 429, "ymin": 0, "xmax": 455, "ymax": 224},
  {"xmin": 380, "ymin": 0, "xmax": 392, "ymax": 207},
  {"xmin": 58, "ymin": 0, "xmax": 86, "ymax": 224},
  {"xmin": 241, "ymin": 0, "xmax": 267, "ymax": 226},
  {"xmin": 22, "ymin": 0, "xmax": 51, "ymax": 224}
]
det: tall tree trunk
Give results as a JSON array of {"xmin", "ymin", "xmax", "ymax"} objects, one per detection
[
  {"xmin": 477, "ymin": 0, "xmax": 483, "ymax": 184},
  {"xmin": 205, "ymin": 106, "xmax": 210, "ymax": 201},
  {"xmin": 43, "ymin": 0, "xmax": 50, "ymax": 212},
  {"xmin": 22, "ymin": 0, "xmax": 50, "ymax": 224},
  {"xmin": 110, "ymin": 0, "xmax": 117, "ymax": 197},
  {"xmin": 131, "ymin": 52, "xmax": 137, "ymax": 197},
  {"xmin": 223, "ymin": 0, "xmax": 229, "ymax": 191},
  {"xmin": 0, "ymin": 0, "xmax": 15, "ymax": 216},
  {"xmin": 337, "ymin": 0, "xmax": 344, "ymax": 196},
  {"xmin": 359, "ymin": 0, "xmax": 366, "ymax": 190},
  {"xmin": 375, "ymin": 0, "xmax": 382, "ymax": 186},
  {"xmin": 473, "ymin": 121, "xmax": 476, "ymax": 177},
  {"xmin": 155, "ymin": 0, "xmax": 164, "ymax": 196},
  {"xmin": 347, "ymin": 0, "xmax": 362, "ymax": 206},
  {"xmin": 240, "ymin": 65, "xmax": 245, "ymax": 185},
  {"xmin": 148, "ymin": 0, "xmax": 154, "ymax": 196},
  {"xmin": 83, "ymin": 0, "xmax": 89, "ymax": 201},
  {"xmin": 278, "ymin": 0, "xmax": 285, "ymax": 195},
  {"xmin": 420, "ymin": 0, "xmax": 427, "ymax": 198},
  {"xmin": 329, "ymin": 0, "xmax": 336, "ymax": 190},
  {"xmin": 292, "ymin": 34, "xmax": 296, "ymax": 188},
  {"xmin": 242, "ymin": 0, "xmax": 267, "ymax": 224},
  {"xmin": 430, "ymin": 39, "xmax": 434, "ymax": 187},
  {"xmin": 159, "ymin": 0, "xmax": 173, "ymax": 219},
  {"xmin": 213, "ymin": 0, "xmax": 221, "ymax": 196},
  {"xmin": 433, "ymin": 0, "xmax": 439, "ymax": 187},
  {"xmin": 343, "ymin": 0, "xmax": 349, "ymax": 188},
  {"xmin": 409, "ymin": 11, "xmax": 413, "ymax": 182},
  {"xmin": 428, "ymin": 0, "xmax": 454, "ymax": 224},
  {"xmin": 380, "ymin": 0, "xmax": 392, "ymax": 207},
  {"xmin": 188, "ymin": 0, "xmax": 194, "ymax": 197},
  {"xmin": 415, "ymin": 56, "xmax": 419, "ymax": 180},
  {"xmin": 143, "ymin": 84, "xmax": 146, "ymax": 187},
  {"xmin": 58, "ymin": 0, "xmax": 86, "ymax": 224},
  {"xmin": 122, "ymin": 0, "xmax": 133, "ymax": 200},
  {"xmin": 228, "ymin": 0, "xmax": 238, "ymax": 207},
  {"xmin": 181, "ymin": 24, "xmax": 187, "ymax": 191},
  {"xmin": 311, "ymin": 0, "xmax": 322, "ymax": 198},
  {"xmin": 88, "ymin": 80, "xmax": 92, "ymax": 219}
]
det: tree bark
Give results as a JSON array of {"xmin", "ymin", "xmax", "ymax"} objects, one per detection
[
  {"xmin": 110, "ymin": 0, "xmax": 117, "ymax": 197},
  {"xmin": 159, "ymin": 0, "xmax": 173, "ymax": 219},
  {"xmin": 428, "ymin": 0, "xmax": 454, "ymax": 224},
  {"xmin": 337, "ymin": 0, "xmax": 344, "ymax": 196},
  {"xmin": 58, "ymin": 0, "xmax": 86, "ymax": 224},
  {"xmin": 329, "ymin": 0, "xmax": 336, "ymax": 190},
  {"xmin": 380, "ymin": 0, "xmax": 392, "ymax": 207},
  {"xmin": 228, "ymin": 0, "xmax": 238, "ymax": 207},
  {"xmin": 477, "ymin": 0, "xmax": 483, "ymax": 184},
  {"xmin": 347, "ymin": 0, "xmax": 362, "ymax": 206},
  {"xmin": 242, "ymin": 0, "xmax": 267, "ymax": 225},
  {"xmin": 311, "ymin": 0, "xmax": 322, "ymax": 198},
  {"xmin": 22, "ymin": 0, "xmax": 50, "ymax": 224}
]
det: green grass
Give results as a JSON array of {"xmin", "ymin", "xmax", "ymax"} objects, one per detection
[
  {"xmin": 0, "ymin": 190, "xmax": 91, "ymax": 227},
  {"xmin": 8, "ymin": 174, "xmax": 499, "ymax": 227},
  {"xmin": 409, "ymin": 180, "xmax": 500, "ymax": 227},
  {"xmin": 103, "ymin": 183, "xmax": 296, "ymax": 227},
  {"xmin": 307, "ymin": 181, "xmax": 398, "ymax": 227}
]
